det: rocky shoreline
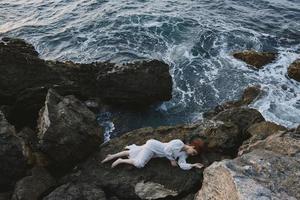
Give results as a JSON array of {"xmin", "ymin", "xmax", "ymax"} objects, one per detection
[
  {"xmin": 0, "ymin": 38, "xmax": 299, "ymax": 200},
  {"xmin": 0, "ymin": 38, "xmax": 172, "ymax": 129}
]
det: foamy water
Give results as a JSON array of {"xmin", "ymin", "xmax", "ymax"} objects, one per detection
[{"xmin": 1, "ymin": 0, "xmax": 299, "ymax": 137}]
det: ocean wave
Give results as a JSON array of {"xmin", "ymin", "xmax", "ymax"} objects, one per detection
[{"xmin": 1, "ymin": 0, "xmax": 299, "ymax": 137}]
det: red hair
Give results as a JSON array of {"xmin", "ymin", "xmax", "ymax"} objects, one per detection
[{"xmin": 190, "ymin": 139, "xmax": 206, "ymax": 154}]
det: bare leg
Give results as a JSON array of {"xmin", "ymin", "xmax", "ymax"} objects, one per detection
[
  {"xmin": 101, "ymin": 151, "xmax": 129, "ymax": 163},
  {"xmin": 111, "ymin": 158, "xmax": 134, "ymax": 168}
]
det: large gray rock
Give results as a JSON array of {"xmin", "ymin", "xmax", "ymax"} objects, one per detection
[
  {"xmin": 196, "ymin": 149, "xmax": 300, "ymax": 200},
  {"xmin": 196, "ymin": 129, "xmax": 300, "ymax": 200},
  {"xmin": 0, "ymin": 111, "xmax": 27, "ymax": 192},
  {"xmin": 239, "ymin": 129, "xmax": 300, "ymax": 156},
  {"xmin": 37, "ymin": 89, "xmax": 103, "ymax": 173},
  {"xmin": 0, "ymin": 38, "xmax": 172, "ymax": 128},
  {"xmin": 239, "ymin": 121, "xmax": 287, "ymax": 155},
  {"xmin": 12, "ymin": 167, "xmax": 55, "ymax": 200}
]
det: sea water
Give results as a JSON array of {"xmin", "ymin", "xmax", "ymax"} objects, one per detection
[{"xmin": 1, "ymin": 0, "xmax": 299, "ymax": 140}]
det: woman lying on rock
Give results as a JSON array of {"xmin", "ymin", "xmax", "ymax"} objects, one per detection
[{"xmin": 101, "ymin": 138, "xmax": 205, "ymax": 170}]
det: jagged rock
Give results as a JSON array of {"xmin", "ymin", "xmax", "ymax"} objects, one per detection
[
  {"xmin": 196, "ymin": 149, "xmax": 300, "ymax": 200},
  {"xmin": 239, "ymin": 121, "xmax": 287, "ymax": 155},
  {"xmin": 16, "ymin": 128, "xmax": 38, "ymax": 151},
  {"xmin": 233, "ymin": 50, "xmax": 277, "ymax": 69},
  {"xmin": 203, "ymin": 86, "xmax": 261, "ymax": 119},
  {"xmin": 37, "ymin": 89, "xmax": 103, "ymax": 173},
  {"xmin": 196, "ymin": 129, "xmax": 300, "ymax": 200},
  {"xmin": 55, "ymin": 115, "xmax": 263, "ymax": 200},
  {"xmin": 288, "ymin": 59, "xmax": 300, "ymax": 82},
  {"xmin": 16, "ymin": 128, "xmax": 49, "ymax": 167},
  {"xmin": 0, "ymin": 38, "xmax": 172, "ymax": 129},
  {"xmin": 0, "ymin": 111, "xmax": 27, "ymax": 192},
  {"xmin": 239, "ymin": 128, "xmax": 300, "ymax": 156},
  {"xmin": 12, "ymin": 167, "xmax": 55, "ymax": 200},
  {"xmin": 43, "ymin": 182, "xmax": 106, "ymax": 200},
  {"xmin": 246, "ymin": 121, "xmax": 287, "ymax": 140},
  {"xmin": 212, "ymin": 107, "xmax": 265, "ymax": 135}
]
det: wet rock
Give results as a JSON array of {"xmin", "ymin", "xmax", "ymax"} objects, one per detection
[
  {"xmin": 203, "ymin": 85, "xmax": 261, "ymax": 119},
  {"xmin": 288, "ymin": 59, "xmax": 300, "ymax": 82},
  {"xmin": 0, "ymin": 111, "xmax": 27, "ymax": 192},
  {"xmin": 37, "ymin": 89, "xmax": 103, "ymax": 173},
  {"xmin": 239, "ymin": 121, "xmax": 287, "ymax": 155},
  {"xmin": 12, "ymin": 167, "xmax": 56, "ymax": 200},
  {"xmin": 233, "ymin": 50, "xmax": 277, "ymax": 69},
  {"xmin": 196, "ymin": 149, "xmax": 300, "ymax": 200},
  {"xmin": 0, "ymin": 38, "xmax": 172, "ymax": 129},
  {"xmin": 212, "ymin": 107, "xmax": 265, "ymax": 135},
  {"xmin": 43, "ymin": 182, "xmax": 106, "ymax": 200}
]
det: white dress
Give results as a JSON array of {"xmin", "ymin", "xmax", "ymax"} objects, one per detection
[{"xmin": 125, "ymin": 139, "xmax": 193, "ymax": 170}]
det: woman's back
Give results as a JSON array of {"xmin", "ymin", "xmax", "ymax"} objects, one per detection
[{"xmin": 145, "ymin": 139, "xmax": 184, "ymax": 158}]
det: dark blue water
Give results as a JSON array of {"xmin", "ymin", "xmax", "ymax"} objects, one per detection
[{"xmin": 1, "ymin": 0, "xmax": 300, "ymax": 140}]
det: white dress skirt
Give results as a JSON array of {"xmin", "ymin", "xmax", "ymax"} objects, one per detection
[{"xmin": 125, "ymin": 139, "xmax": 193, "ymax": 170}]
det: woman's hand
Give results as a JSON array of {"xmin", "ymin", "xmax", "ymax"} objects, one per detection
[
  {"xmin": 170, "ymin": 160, "xmax": 178, "ymax": 167},
  {"xmin": 192, "ymin": 163, "xmax": 204, "ymax": 169}
]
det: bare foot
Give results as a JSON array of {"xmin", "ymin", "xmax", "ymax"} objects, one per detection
[
  {"xmin": 101, "ymin": 154, "xmax": 113, "ymax": 163},
  {"xmin": 111, "ymin": 158, "xmax": 122, "ymax": 168}
]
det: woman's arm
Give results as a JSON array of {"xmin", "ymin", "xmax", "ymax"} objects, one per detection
[
  {"xmin": 177, "ymin": 152, "xmax": 204, "ymax": 170},
  {"xmin": 177, "ymin": 153, "xmax": 192, "ymax": 170},
  {"xmin": 170, "ymin": 160, "xmax": 178, "ymax": 167}
]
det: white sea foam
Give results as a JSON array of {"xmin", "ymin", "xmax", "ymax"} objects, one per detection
[{"xmin": 1, "ymin": 0, "xmax": 299, "ymax": 134}]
